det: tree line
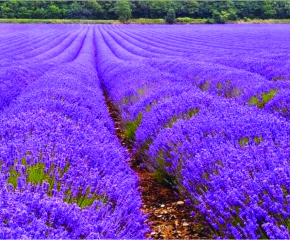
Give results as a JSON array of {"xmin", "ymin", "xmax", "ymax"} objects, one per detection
[{"xmin": 1, "ymin": 0, "xmax": 290, "ymax": 22}]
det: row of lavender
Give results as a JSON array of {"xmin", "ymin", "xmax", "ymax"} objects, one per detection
[
  {"xmin": 101, "ymin": 24, "xmax": 290, "ymax": 119},
  {"xmin": 96, "ymin": 24, "xmax": 290, "ymax": 238},
  {"xmin": 0, "ymin": 25, "xmax": 149, "ymax": 238}
]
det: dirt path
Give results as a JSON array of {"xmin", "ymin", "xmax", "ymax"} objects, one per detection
[{"xmin": 104, "ymin": 91, "xmax": 210, "ymax": 239}]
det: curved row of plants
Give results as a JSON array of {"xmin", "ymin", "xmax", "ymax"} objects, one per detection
[
  {"xmin": 0, "ymin": 25, "xmax": 149, "ymax": 238},
  {"xmin": 101, "ymin": 24, "xmax": 290, "ymax": 119},
  {"xmin": 96, "ymin": 24, "xmax": 290, "ymax": 238}
]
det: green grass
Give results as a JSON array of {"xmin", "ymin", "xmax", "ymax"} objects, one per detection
[
  {"xmin": 215, "ymin": 81, "xmax": 242, "ymax": 99},
  {"xmin": 2, "ymin": 18, "xmax": 290, "ymax": 24},
  {"xmin": 127, "ymin": 18, "xmax": 165, "ymax": 24},
  {"xmin": 124, "ymin": 112, "xmax": 143, "ymax": 141},
  {"xmin": 27, "ymin": 162, "xmax": 47, "ymax": 184},
  {"xmin": 121, "ymin": 95, "xmax": 134, "ymax": 105},
  {"xmin": 0, "ymin": 18, "xmax": 163, "ymax": 24},
  {"xmin": 64, "ymin": 188, "xmax": 108, "ymax": 208},
  {"xmin": 9, "ymin": 167, "xmax": 20, "ymax": 189},
  {"xmin": 198, "ymin": 80, "xmax": 210, "ymax": 91},
  {"xmin": 168, "ymin": 108, "xmax": 199, "ymax": 128},
  {"xmin": 154, "ymin": 150, "xmax": 177, "ymax": 186},
  {"xmin": 122, "ymin": 87, "xmax": 148, "ymax": 105},
  {"xmin": 250, "ymin": 89, "xmax": 277, "ymax": 109},
  {"xmin": 7, "ymin": 157, "xmax": 105, "ymax": 208},
  {"xmin": 9, "ymin": 158, "xmax": 66, "ymax": 190},
  {"xmin": 0, "ymin": 18, "xmax": 118, "ymax": 24},
  {"xmin": 235, "ymin": 19, "xmax": 290, "ymax": 24},
  {"xmin": 238, "ymin": 136, "xmax": 263, "ymax": 147},
  {"xmin": 272, "ymin": 75, "xmax": 290, "ymax": 81},
  {"xmin": 176, "ymin": 17, "xmax": 207, "ymax": 23}
]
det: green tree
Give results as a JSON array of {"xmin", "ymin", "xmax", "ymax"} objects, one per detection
[
  {"xmin": 0, "ymin": 0, "xmax": 289, "ymax": 21},
  {"xmin": 227, "ymin": 8, "xmax": 238, "ymax": 20},
  {"xmin": 66, "ymin": 1, "xmax": 82, "ymax": 19},
  {"xmin": 175, "ymin": 0, "xmax": 199, "ymax": 17},
  {"xmin": 47, "ymin": 4, "xmax": 62, "ymax": 19},
  {"xmin": 132, "ymin": 1, "xmax": 150, "ymax": 18},
  {"xmin": 247, "ymin": 1, "xmax": 264, "ymax": 19},
  {"xmin": 82, "ymin": 0, "xmax": 102, "ymax": 19},
  {"xmin": 213, "ymin": 10, "xmax": 229, "ymax": 23},
  {"xmin": 234, "ymin": 1, "xmax": 248, "ymax": 19},
  {"xmin": 149, "ymin": 0, "xmax": 168, "ymax": 18},
  {"xmin": 285, "ymin": 1, "xmax": 290, "ymax": 18},
  {"xmin": 262, "ymin": 0, "xmax": 277, "ymax": 19},
  {"xmin": 33, "ymin": 8, "xmax": 47, "ymax": 19},
  {"xmin": 18, "ymin": 6, "xmax": 32, "ymax": 18},
  {"xmin": 197, "ymin": 1, "xmax": 212, "ymax": 18},
  {"xmin": 165, "ymin": 8, "xmax": 175, "ymax": 23},
  {"xmin": 1, "ymin": 0, "xmax": 19, "ymax": 18},
  {"xmin": 99, "ymin": 1, "xmax": 116, "ymax": 19},
  {"xmin": 114, "ymin": 0, "xmax": 132, "ymax": 22}
]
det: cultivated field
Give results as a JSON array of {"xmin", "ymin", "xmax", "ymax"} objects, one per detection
[{"xmin": 1, "ymin": 23, "xmax": 290, "ymax": 239}]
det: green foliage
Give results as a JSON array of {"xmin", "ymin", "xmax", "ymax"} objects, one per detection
[
  {"xmin": 175, "ymin": 0, "xmax": 198, "ymax": 17},
  {"xmin": 99, "ymin": 1, "xmax": 116, "ymax": 19},
  {"xmin": 6, "ymin": 156, "xmax": 106, "ymax": 208},
  {"xmin": 227, "ymin": 8, "xmax": 238, "ymax": 20},
  {"xmin": 114, "ymin": 0, "xmax": 132, "ymax": 22},
  {"xmin": 145, "ymin": 100, "xmax": 157, "ymax": 112},
  {"xmin": 213, "ymin": 10, "xmax": 229, "ymax": 23},
  {"xmin": 262, "ymin": 0, "xmax": 277, "ymax": 19},
  {"xmin": 48, "ymin": 5, "xmax": 62, "ymax": 19},
  {"xmin": 205, "ymin": 17, "xmax": 214, "ymax": 24},
  {"xmin": 168, "ymin": 108, "xmax": 199, "ymax": 128},
  {"xmin": 239, "ymin": 137, "xmax": 249, "ymax": 147},
  {"xmin": 243, "ymin": 17, "xmax": 249, "ymax": 22},
  {"xmin": 122, "ymin": 94, "xmax": 138, "ymax": 105},
  {"xmin": 215, "ymin": 81, "xmax": 242, "ymax": 99},
  {"xmin": 33, "ymin": 8, "xmax": 47, "ymax": 19},
  {"xmin": 250, "ymin": 89, "xmax": 277, "ymax": 109},
  {"xmin": 27, "ymin": 162, "xmax": 46, "ymax": 184},
  {"xmin": 128, "ymin": 18, "xmax": 165, "ymax": 24},
  {"xmin": 124, "ymin": 112, "xmax": 143, "ymax": 141},
  {"xmin": 0, "ymin": 18, "xmax": 117, "ymax": 24},
  {"xmin": 66, "ymin": 0, "xmax": 102, "ymax": 19},
  {"xmin": 175, "ymin": 16, "xmax": 193, "ymax": 23},
  {"xmin": 154, "ymin": 150, "xmax": 178, "ymax": 186},
  {"xmin": 0, "ymin": 0, "xmax": 290, "ymax": 21},
  {"xmin": 198, "ymin": 80, "xmax": 210, "ymax": 91},
  {"xmin": 165, "ymin": 8, "xmax": 176, "ymax": 24},
  {"xmin": 64, "ymin": 188, "xmax": 107, "ymax": 208},
  {"xmin": 188, "ymin": 108, "xmax": 199, "ymax": 118},
  {"xmin": 176, "ymin": 17, "xmax": 205, "ymax": 23},
  {"xmin": 8, "ymin": 157, "xmax": 69, "ymax": 190},
  {"xmin": 148, "ymin": 0, "xmax": 168, "ymax": 18},
  {"xmin": 239, "ymin": 136, "xmax": 263, "ymax": 147},
  {"xmin": 9, "ymin": 167, "xmax": 19, "ymax": 189},
  {"xmin": 272, "ymin": 75, "xmax": 287, "ymax": 81}
]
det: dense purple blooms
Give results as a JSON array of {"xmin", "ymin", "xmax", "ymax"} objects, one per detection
[
  {"xmin": 95, "ymin": 24, "xmax": 290, "ymax": 238},
  {"xmin": 2, "ymin": 23, "xmax": 290, "ymax": 239},
  {"xmin": 0, "ymin": 25, "xmax": 149, "ymax": 238}
]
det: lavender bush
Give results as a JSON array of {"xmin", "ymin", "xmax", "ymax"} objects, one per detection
[
  {"xmin": 0, "ymin": 25, "xmax": 149, "ymax": 238},
  {"xmin": 95, "ymin": 24, "xmax": 290, "ymax": 238},
  {"xmin": 2, "ymin": 23, "xmax": 290, "ymax": 239}
]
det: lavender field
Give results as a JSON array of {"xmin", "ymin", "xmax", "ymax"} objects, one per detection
[{"xmin": 1, "ymin": 23, "xmax": 290, "ymax": 239}]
